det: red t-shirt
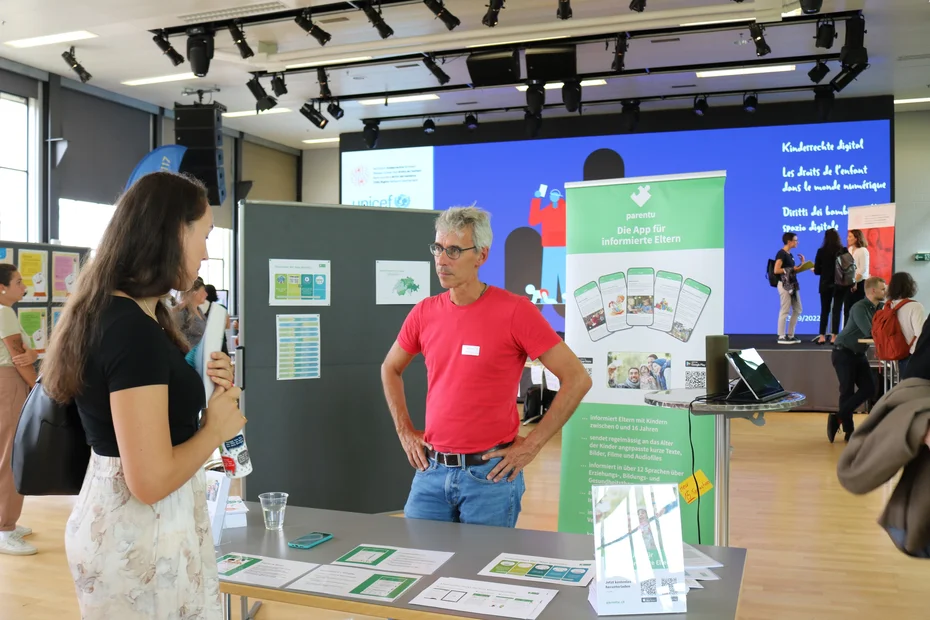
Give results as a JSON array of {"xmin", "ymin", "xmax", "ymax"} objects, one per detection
[{"xmin": 397, "ymin": 286, "xmax": 563, "ymax": 454}]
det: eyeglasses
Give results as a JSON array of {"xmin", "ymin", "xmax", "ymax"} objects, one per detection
[{"xmin": 429, "ymin": 243, "xmax": 476, "ymax": 259}]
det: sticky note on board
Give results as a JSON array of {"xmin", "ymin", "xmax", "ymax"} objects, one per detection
[{"xmin": 679, "ymin": 470, "xmax": 713, "ymax": 505}]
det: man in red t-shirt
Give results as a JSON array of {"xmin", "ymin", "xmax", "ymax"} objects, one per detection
[{"xmin": 381, "ymin": 206, "xmax": 591, "ymax": 528}]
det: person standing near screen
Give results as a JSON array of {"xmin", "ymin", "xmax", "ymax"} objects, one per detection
[
  {"xmin": 774, "ymin": 233, "xmax": 805, "ymax": 345},
  {"xmin": 884, "ymin": 272, "xmax": 925, "ymax": 378},
  {"xmin": 829, "ymin": 276, "xmax": 886, "ymax": 443},
  {"xmin": 813, "ymin": 229, "xmax": 847, "ymax": 345},
  {"xmin": 381, "ymin": 206, "xmax": 591, "ymax": 528},
  {"xmin": 844, "ymin": 229, "xmax": 870, "ymax": 323},
  {"xmin": 528, "ymin": 187, "xmax": 567, "ymax": 304}
]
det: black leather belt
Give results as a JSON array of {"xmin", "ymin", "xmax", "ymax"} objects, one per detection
[{"xmin": 427, "ymin": 442, "xmax": 513, "ymax": 468}]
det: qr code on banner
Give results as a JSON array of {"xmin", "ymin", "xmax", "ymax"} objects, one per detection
[
  {"xmin": 640, "ymin": 578, "xmax": 683, "ymax": 602},
  {"xmin": 685, "ymin": 360, "xmax": 706, "ymax": 389}
]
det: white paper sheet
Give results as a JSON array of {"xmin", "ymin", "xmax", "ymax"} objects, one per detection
[
  {"xmin": 333, "ymin": 544, "xmax": 453, "ymax": 575},
  {"xmin": 375, "ymin": 260, "xmax": 430, "ymax": 305},
  {"xmin": 686, "ymin": 578, "xmax": 704, "ymax": 590},
  {"xmin": 276, "ymin": 314, "xmax": 321, "ymax": 380},
  {"xmin": 683, "ymin": 543, "xmax": 724, "ymax": 569},
  {"xmin": 479, "ymin": 553, "xmax": 594, "ymax": 587},
  {"xmin": 411, "ymin": 577, "xmax": 558, "ymax": 620},
  {"xmin": 288, "ymin": 565, "xmax": 421, "ymax": 602},
  {"xmin": 685, "ymin": 568, "xmax": 719, "ymax": 581},
  {"xmin": 215, "ymin": 553, "xmax": 317, "ymax": 588},
  {"xmin": 268, "ymin": 258, "xmax": 331, "ymax": 306}
]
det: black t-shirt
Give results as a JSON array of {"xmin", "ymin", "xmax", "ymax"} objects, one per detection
[
  {"xmin": 75, "ymin": 296, "xmax": 206, "ymax": 457},
  {"xmin": 776, "ymin": 249, "xmax": 796, "ymax": 271}
]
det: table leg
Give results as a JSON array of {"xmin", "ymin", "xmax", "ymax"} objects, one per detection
[
  {"xmin": 223, "ymin": 593, "xmax": 232, "ymax": 620},
  {"xmin": 714, "ymin": 415, "xmax": 730, "ymax": 547},
  {"xmin": 240, "ymin": 595, "xmax": 263, "ymax": 619}
]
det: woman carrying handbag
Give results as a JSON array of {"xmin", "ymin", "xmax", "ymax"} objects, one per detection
[{"xmin": 41, "ymin": 171, "xmax": 246, "ymax": 619}]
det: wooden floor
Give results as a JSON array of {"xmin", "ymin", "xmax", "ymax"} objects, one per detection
[{"xmin": 2, "ymin": 412, "xmax": 925, "ymax": 620}]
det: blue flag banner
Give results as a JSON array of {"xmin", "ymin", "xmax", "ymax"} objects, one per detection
[{"xmin": 125, "ymin": 144, "xmax": 187, "ymax": 190}]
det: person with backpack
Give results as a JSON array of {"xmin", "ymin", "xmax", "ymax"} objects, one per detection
[
  {"xmin": 773, "ymin": 232, "xmax": 805, "ymax": 345},
  {"xmin": 813, "ymin": 228, "xmax": 851, "ymax": 345},
  {"xmin": 875, "ymin": 272, "xmax": 925, "ymax": 378},
  {"xmin": 829, "ymin": 276, "xmax": 886, "ymax": 443}
]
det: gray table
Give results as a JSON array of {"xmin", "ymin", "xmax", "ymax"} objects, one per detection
[
  {"xmin": 644, "ymin": 388, "xmax": 806, "ymax": 546},
  {"xmin": 216, "ymin": 502, "xmax": 747, "ymax": 620}
]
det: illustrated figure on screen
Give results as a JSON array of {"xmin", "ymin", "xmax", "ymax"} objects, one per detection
[
  {"xmin": 528, "ymin": 185, "xmax": 566, "ymax": 304},
  {"xmin": 524, "ymin": 284, "xmax": 557, "ymax": 305}
]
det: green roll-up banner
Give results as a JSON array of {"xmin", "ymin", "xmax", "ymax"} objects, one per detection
[{"xmin": 559, "ymin": 172, "xmax": 726, "ymax": 545}]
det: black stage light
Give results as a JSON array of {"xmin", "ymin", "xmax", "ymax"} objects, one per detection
[
  {"xmin": 557, "ymin": 0, "xmax": 572, "ymax": 20},
  {"xmin": 300, "ymin": 102, "xmax": 329, "ymax": 129},
  {"xmin": 693, "ymin": 96, "xmax": 708, "ymax": 116},
  {"xmin": 271, "ymin": 74, "xmax": 288, "ymax": 97},
  {"xmin": 629, "ymin": 0, "xmax": 645, "ymax": 12},
  {"xmin": 749, "ymin": 23, "xmax": 771, "ymax": 57},
  {"xmin": 830, "ymin": 62, "xmax": 867, "ymax": 92},
  {"xmin": 465, "ymin": 113, "xmax": 478, "ymax": 130},
  {"xmin": 840, "ymin": 15, "xmax": 868, "ymax": 66},
  {"xmin": 423, "ymin": 56, "xmax": 450, "ymax": 85},
  {"xmin": 815, "ymin": 18, "xmax": 836, "ymax": 49},
  {"xmin": 246, "ymin": 76, "xmax": 277, "ymax": 111},
  {"xmin": 227, "ymin": 22, "xmax": 254, "ymax": 59},
  {"xmin": 612, "ymin": 33, "xmax": 629, "ymax": 72},
  {"xmin": 423, "ymin": 0, "xmax": 460, "ymax": 30},
  {"xmin": 562, "ymin": 80, "xmax": 581, "ymax": 113},
  {"xmin": 295, "ymin": 11, "xmax": 331, "ymax": 46},
  {"xmin": 327, "ymin": 101, "xmax": 345, "ymax": 120},
  {"xmin": 186, "ymin": 27, "xmax": 215, "ymax": 77},
  {"xmin": 363, "ymin": 121, "xmax": 380, "ymax": 148},
  {"xmin": 153, "ymin": 32, "xmax": 185, "ymax": 66},
  {"xmin": 526, "ymin": 83, "xmax": 545, "ymax": 115},
  {"xmin": 743, "ymin": 93, "xmax": 758, "ymax": 113},
  {"xmin": 808, "ymin": 60, "xmax": 830, "ymax": 83},
  {"xmin": 423, "ymin": 119, "xmax": 436, "ymax": 134},
  {"xmin": 483, "ymin": 0, "xmax": 505, "ymax": 28},
  {"xmin": 361, "ymin": 1, "xmax": 394, "ymax": 39},
  {"xmin": 62, "ymin": 47, "xmax": 91, "ymax": 83},
  {"xmin": 800, "ymin": 0, "xmax": 823, "ymax": 14},
  {"xmin": 317, "ymin": 67, "xmax": 332, "ymax": 99}
]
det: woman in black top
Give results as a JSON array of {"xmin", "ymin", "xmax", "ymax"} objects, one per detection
[
  {"xmin": 812, "ymin": 228, "xmax": 848, "ymax": 344},
  {"xmin": 41, "ymin": 172, "xmax": 245, "ymax": 619}
]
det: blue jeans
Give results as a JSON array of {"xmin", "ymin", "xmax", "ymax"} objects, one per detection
[
  {"xmin": 403, "ymin": 457, "xmax": 526, "ymax": 528},
  {"xmin": 540, "ymin": 246, "xmax": 566, "ymax": 303}
]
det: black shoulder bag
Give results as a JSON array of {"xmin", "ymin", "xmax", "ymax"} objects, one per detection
[{"xmin": 11, "ymin": 377, "xmax": 90, "ymax": 496}]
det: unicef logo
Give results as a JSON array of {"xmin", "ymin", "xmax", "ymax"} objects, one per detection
[{"xmin": 395, "ymin": 194, "xmax": 411, "ymax": 208}]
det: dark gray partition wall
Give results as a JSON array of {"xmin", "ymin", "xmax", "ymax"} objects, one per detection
[{"xmin": 238, "ymin": 201, "xmax": 441, "ymax": 513}]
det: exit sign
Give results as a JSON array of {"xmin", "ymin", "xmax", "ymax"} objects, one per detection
[{"xmin": 916, "ymin": 253, "xmax": 930, "ymax": 262}]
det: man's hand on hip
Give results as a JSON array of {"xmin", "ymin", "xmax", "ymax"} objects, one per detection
[
  {"xmin": 399, "ymin": 428, "xmax": 432, "ymax": 471},
  {"xmin": 483, "ymin": 436, "xmax": 540, "ymax": 482}
]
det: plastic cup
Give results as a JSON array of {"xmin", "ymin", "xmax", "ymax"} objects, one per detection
[{"xmin": 258, "ymin": 492, "xmax": 288, "ymax": 531}]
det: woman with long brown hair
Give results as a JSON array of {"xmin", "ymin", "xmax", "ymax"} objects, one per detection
[
  {"xmin": 0, "ymin": 265, "xmax": 39, "ymax": 556},
  {"xmin": 813, "ymin": 228, "xmax": 847, "ymax": 344},
  {"xmin": 42, "ymin": 171, "xmax": 246, "ymax": 618},
  {"xmin": 844, "ymin": 229, "xmax": 870, "ymax": 324}
]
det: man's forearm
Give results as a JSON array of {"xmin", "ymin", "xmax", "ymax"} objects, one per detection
[
  {"xmin": 524, "ymin": 373, "xmax": 591, "ymax": 452},
  {"xmin": 381, "ymin": 367, "xmax": 414, "ymax": 433}
]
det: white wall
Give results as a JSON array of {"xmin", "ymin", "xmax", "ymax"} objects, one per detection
[
  {"xmin": 301, "ymin": 146, "xmax": 340, "ymax": 205},
  {"xmin": 893, "ymin": 110, "xmax": 930, "ymax": 299}
]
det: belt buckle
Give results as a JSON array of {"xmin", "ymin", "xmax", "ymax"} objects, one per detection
[{"xmin": 441, "ymin": 452, "xmax": 462, "ymax": 468}]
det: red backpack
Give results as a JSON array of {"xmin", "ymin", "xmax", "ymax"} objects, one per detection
[{"xmin": 872, "ymin": 300, "xmax": 916, "ymax": 361}]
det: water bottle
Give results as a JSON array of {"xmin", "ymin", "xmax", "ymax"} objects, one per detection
[{"xmin": 219, "ymin": 432, "xmax": 252, "ymax": 478}]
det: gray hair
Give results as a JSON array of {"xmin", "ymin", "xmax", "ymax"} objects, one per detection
[{"xmin": 435, "ymin": 206, "xmax": 493, "ymax": 251}]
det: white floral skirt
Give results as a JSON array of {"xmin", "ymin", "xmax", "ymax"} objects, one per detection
[{"xmin": 65, "ymin": 452, "xmax": 223, "ymax": 619}]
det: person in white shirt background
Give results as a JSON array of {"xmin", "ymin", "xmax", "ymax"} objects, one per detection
[
  {"xmin": 844, "ymin": 229, "xmax": 870, "ymax": 324},
  {"xmin": 885, "ymin": 271, "xmax": 925, "ymax": 378}
]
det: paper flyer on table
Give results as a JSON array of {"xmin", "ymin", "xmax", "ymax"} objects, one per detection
[
  {"xmin": 333, "ymin": 544, "xmax": 453, "ymax": 575},
  {"xmin": 288, "ymin": 565, "xmax": 420, "ymax": 603},
  {"xmin": 479, "ymin": 553, "xmax": 595, "ymax": 587},
  {"xmin": 683, "ymin": 543, "xmax": 724, "ymax": 569},
  {"xmin": 410, "ymin": 577, "xmax": 558, "ymax": 620},
  {"xmin": 216, "ymin": 553, "xmax": 317, "ymax": 588},
  {"xmin": 686, "ymin": 568, "xmax": 719, "ymax": 581}
]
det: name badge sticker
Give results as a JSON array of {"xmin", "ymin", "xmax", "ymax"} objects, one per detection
[{"xmin": 462, "ymin": 345, "xmax": 480, "ymax": 356}]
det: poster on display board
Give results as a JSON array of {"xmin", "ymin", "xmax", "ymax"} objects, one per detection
[
  {"xmin": 18, "ymin": 307, "xmax": 48, "ymax": 354},
  {"xmin": 19, "ymin": 250, "xmax": 47, "ymax": 302},
  {"xmin": 848, "ymin": 203, "xmax": 895, "ymax": 284},
  {"xmin": 0, "ymin": 249, "xmax": 14, "ymax": 265},
  {"xmin": 558, "ymin": 172, "xmax": 724, "ymax": 546},
  {"xmin": 52, "ymin": 252, "xmax": 81, "ymax": 303}
]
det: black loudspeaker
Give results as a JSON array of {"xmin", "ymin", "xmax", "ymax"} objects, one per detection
[
  {"xmin": 174, "ymin": 102, "xmax": 227, "ymax": 205},
  {"xmin": 525, "ymin": 46, "xmax": 577, "ymax": 83},
  {"xmin": 465, "ymin": 50, "xmax": 520, "ymax": 86}
]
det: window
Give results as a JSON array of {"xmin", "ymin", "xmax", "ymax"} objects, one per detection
[
  {"xmin": 0, "ymin": 93, "xmax": 31, "ymax": 241},
  {"xmin": 58, "ymin": 198, "xmax": 116, "ymax": 253},
  {"xmin": 200, "ymin": 226, "xmax": 233, "ymax": 293}
]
